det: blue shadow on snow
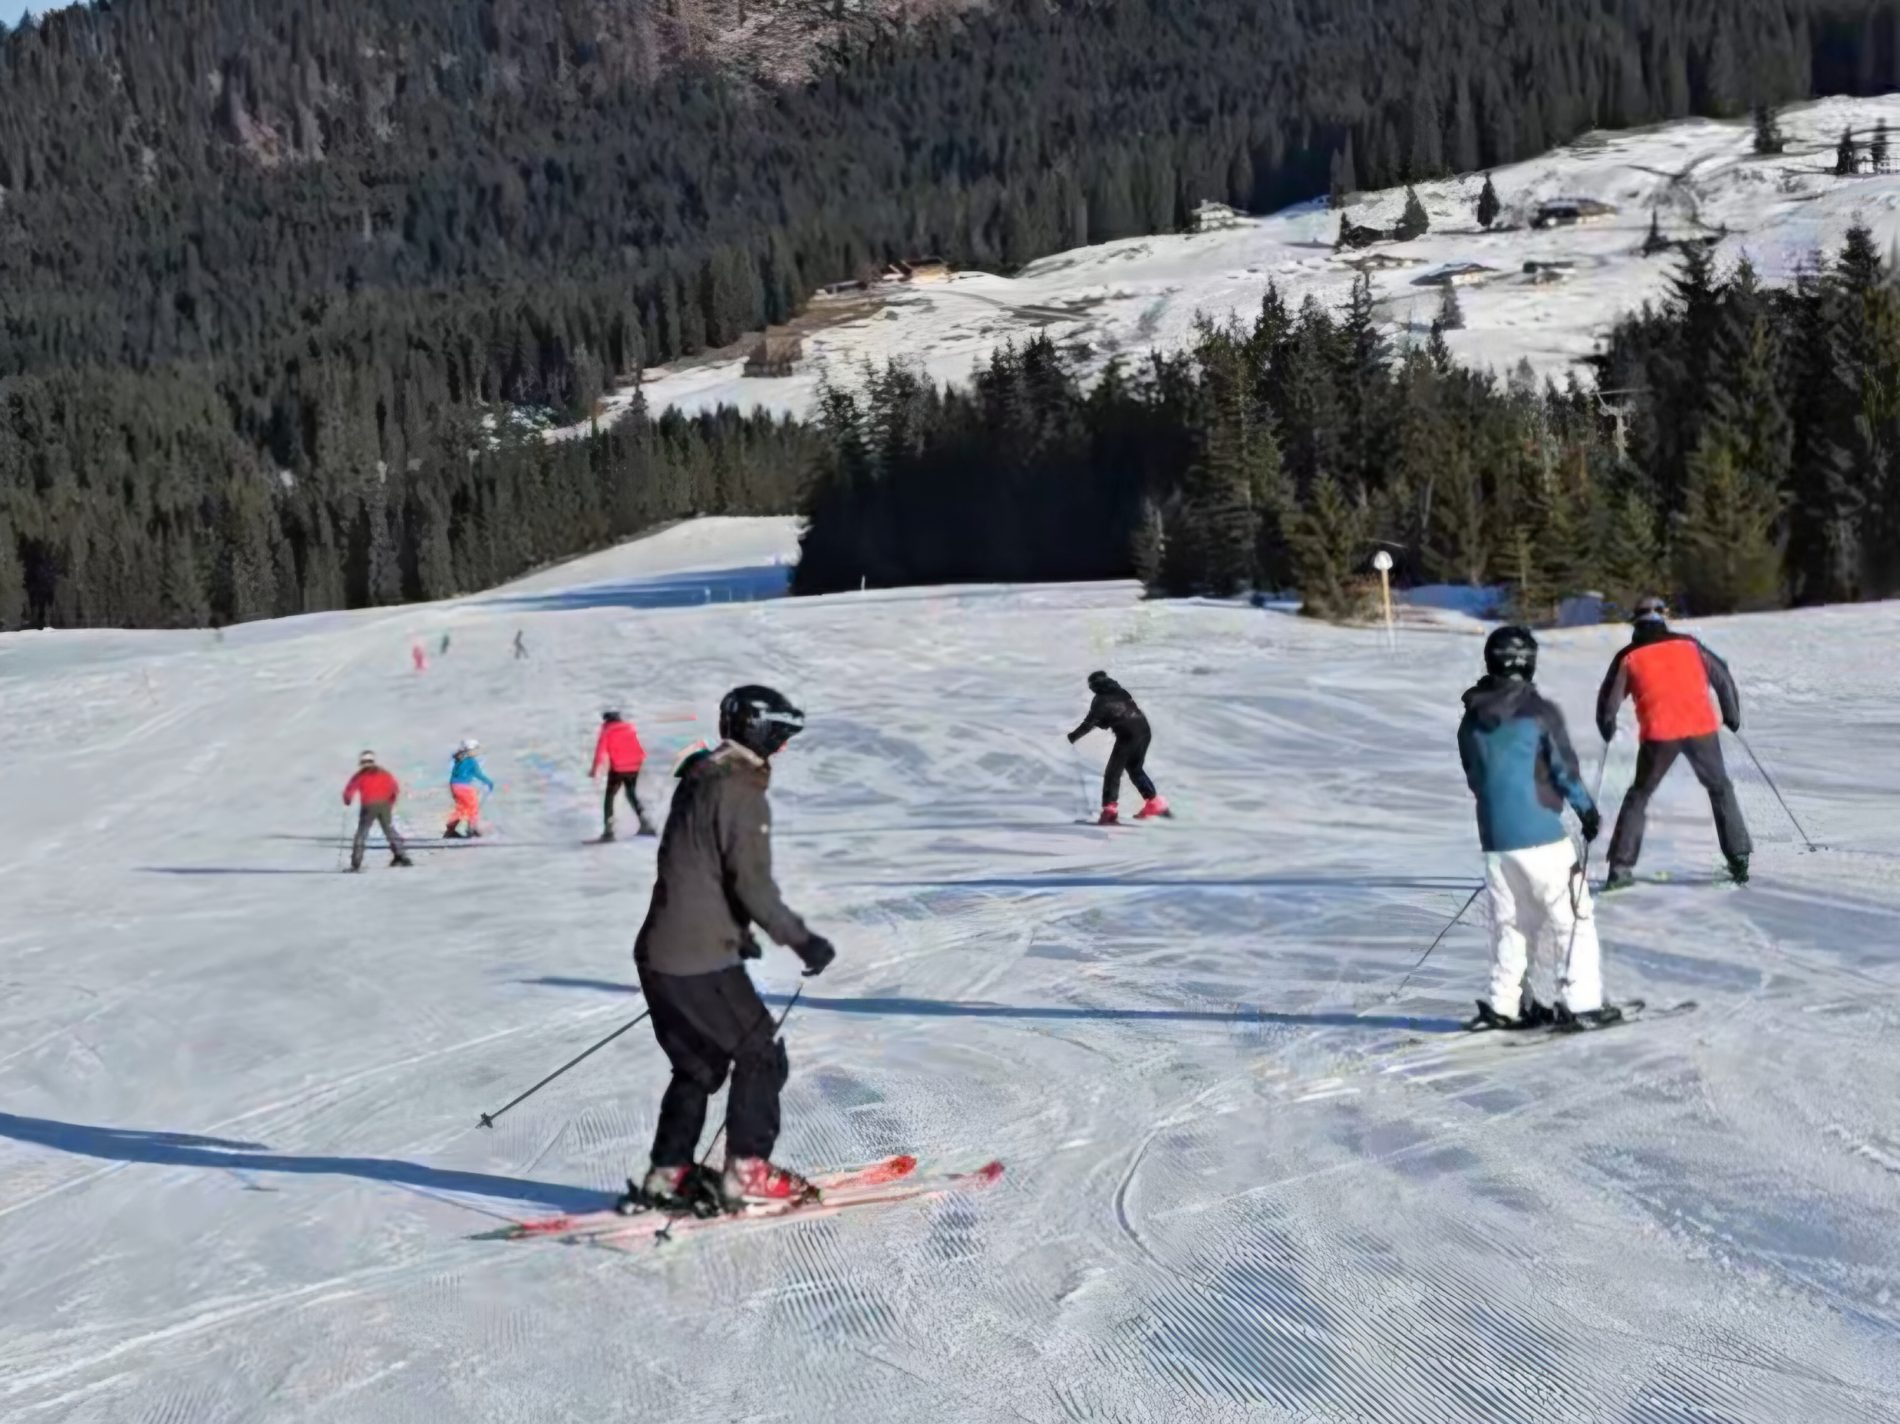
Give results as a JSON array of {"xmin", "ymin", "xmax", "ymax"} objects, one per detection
[
  {"xmin": 839, "ymin": 874, "xmax": 1482, "ymax": 892},
  {"xmin": 0, "ymin": 1112, "xmax": 601, "ymax": 1212},
  {"xmin": 480, "ymin": 563, "xmax": 789, "ymax": 613},
  {"xmin": 519, "ymin": 977, "xmax": 1464, "ymax": 1035}
]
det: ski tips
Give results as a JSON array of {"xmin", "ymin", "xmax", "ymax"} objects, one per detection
[{"xmin": 970, "ymin": 1160, "xmax": 1005, "ymax": 1183}]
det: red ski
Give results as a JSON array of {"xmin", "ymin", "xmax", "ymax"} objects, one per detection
[{"xmin": 474, "ymin": 1153, "xmax": 918, "ymax": 1243}]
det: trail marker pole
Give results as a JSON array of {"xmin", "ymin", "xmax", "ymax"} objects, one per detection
[{"xmin": 1372, "ymin": 549, "xmax": 1395, "ymax": 652}]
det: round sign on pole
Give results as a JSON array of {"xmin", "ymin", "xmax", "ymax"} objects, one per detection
[{"xmin": 1371, "ymin": 550, "xmax": 1394, "ymax": 572}]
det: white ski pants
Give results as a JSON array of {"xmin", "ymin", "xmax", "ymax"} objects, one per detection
[{"xmin": 1483, "ymin": 838, "xmax": 1602, "ymax": 1016}]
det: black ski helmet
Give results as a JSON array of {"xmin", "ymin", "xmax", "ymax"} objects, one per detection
[
  {"xmin": 602, "ymin": 709, "xmax": 620, "ymax": 723},
  {"xmin": 719, "ymin": 684, "xmax": 805, "ymax": 758},
  {"xmin": 1484, "ymin": 625, "xmax": 1538, "ymax": 680},
  {"xmin": 1087, "ymin": 670, "xmax": 1112, "ymax": 693}
]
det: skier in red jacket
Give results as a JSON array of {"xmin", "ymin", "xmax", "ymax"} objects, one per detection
[
  {"xmin": 343, "ymin": 751, "xmax": 414, "ymax": 872},
  {"xmin": 591, "ymin": 710, "xmax": 655, "ymax": 841},
  {"xmin": 1595, "ymin": 596, "xmax": 1751, "ymax": 888}
]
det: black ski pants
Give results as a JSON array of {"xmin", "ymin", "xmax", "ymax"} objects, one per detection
[
  {"xmin": 641, "ymin": 964, "xmax": 787, "ymax": 1167},
  {"xmin": 603, "ymin": 769, "xmax": 650, "ymax": 831},
  {"xmin": 1103, "ymin": 727, "xmax": 1157, "ymax": 808},
  {"xmin": 351, "ymin": 802, "xmax": 406, "ymax": 870},
  {"xmin": 1607, "ymin": 733, "xmax": 1753, "ymax": 873}
]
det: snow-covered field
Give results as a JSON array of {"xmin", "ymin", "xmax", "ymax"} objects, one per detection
[
  {"xmin": 3, "ymin": 517, "xmax": 1899, "ymax": 1422},
  {"xmin": 619, "ymin": 94, "xmax": 1900, "ymax": 425}
]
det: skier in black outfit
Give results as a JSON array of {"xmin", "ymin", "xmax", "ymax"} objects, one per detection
[
  {"xmin": 625, "ymin": 684, "xmax": 837, "ymax": 1214},
  {"xmin": 1067, "ymin": 671, "xmax": 1169, "ymax": 824}
]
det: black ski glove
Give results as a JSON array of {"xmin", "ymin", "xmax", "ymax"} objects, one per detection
[
  {"xmin": 797, "ymin": 935, "xmax": 836, "ymax": 978},
  {"xmin": 1579, "ymin": 808, "xmax": 1601, "ymax": 843},
  {"xmin": 740, "ymin": 932, "xmax": 763, "ymax": 960}
]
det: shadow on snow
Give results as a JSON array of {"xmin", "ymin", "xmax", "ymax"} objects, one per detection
[
  {"xmin": 0, "ymin": 1112, "xmax": 601, "ymax": 1212},
  {"xmin": 518, "ymin": 977, "xmax": 1464, "ymax": 1035},
  {"xmin": 479, "ymin": 563, "xmax": 789, "ymax": 613}
]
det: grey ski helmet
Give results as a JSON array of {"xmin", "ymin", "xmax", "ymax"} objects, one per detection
[
  {"xmin": 1484, "ymin": 625, "xmax": 1538, "ymax": 680},
  {"xmin": 719, "ymin": 684, "xmax": 805, "ymax": 758}
]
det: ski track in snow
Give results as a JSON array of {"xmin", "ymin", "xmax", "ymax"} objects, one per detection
[{"xmin": 2, "ymin": 516, "xmax": 1898, "ymax": 1421}]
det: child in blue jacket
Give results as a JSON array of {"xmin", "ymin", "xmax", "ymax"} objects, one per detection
[
  {"xmin": 445, "ymin": 738, "xmax": 495, "ymax": 838},
  {"xmin": 1457, "ymin": 627, "xmax": 1617, "ymax": 1029}
]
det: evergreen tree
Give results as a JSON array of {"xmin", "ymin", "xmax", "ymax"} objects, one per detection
[
  {"xmin": 1599, "ymin": 486, "xmax": 1666, "ymax": 617},
  {"xmin": 1395, "ymin": 186, "xmax": 1431, "ymax": 241},
  {"xmin": 1329, "ymin": 134, "xmax": 1357, "ymax": 208},
  {"xmin": 1751, "ymin": 103, "xmax": 1785, "ymax": 156},
  {"xmin": 1835, "ymin": 126, "xmax": 1861, "ymax": 177},
  {"xmin": 1130, "ymin": 494, "xmax": 1166, "ymax": 589},
  {"xmin": 1289, "ymin": 472, "xmax": 1368, "ymax": 619},
  {"xmin": 1434, "ymin": 282, "xmax": 1466, "ymax": 332},
  {"xmin": 1674, "ymin": 430, "xmax": 1783, "ymax": 613},
  {"xmin": 0, "ymin": 515, "xmax": 27, "ymax": 630},
  {"xmin": 1874, "ymin": 119, "xmax": 1892, "ymax": 173},
  {"xmin": 1476, "ymin": 174, "xmax": 1501, "ymax": 230},
  {"xmin": 1642, "ymin": 210, "xmax": 1670, "ymax": 256}
]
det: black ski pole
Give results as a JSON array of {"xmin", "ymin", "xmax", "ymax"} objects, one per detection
[
  {"xmin": 477, "ymin": 1004, "xmax": 649, "ymax": 1129},
  {"xmin": 1373, "ymin": 884, "xmax": 1485, "ymax": 1009},
  {"xmin": 1734, "ymin": 731, "xmax": 1821, "ymax": 852}
]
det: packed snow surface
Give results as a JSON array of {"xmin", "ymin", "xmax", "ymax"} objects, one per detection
[
  {"xmin": 624, "ymin": 94, "xmax": 1900, "ymax": 424},
  {"xmin": 3, "ymin": 517, "xmax": 1899, "ymax": 1422}
]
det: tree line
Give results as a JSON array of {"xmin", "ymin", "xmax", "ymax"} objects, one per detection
[
  {"xmin": 796, "ymin": 228, "xmax": 1900, "ymax": 620},
  {"xmin": 4, "ymin": 0, "xmax": 1900, "ymax": 626}
]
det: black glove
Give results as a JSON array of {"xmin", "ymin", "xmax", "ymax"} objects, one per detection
[
  {"xmin": 797, "ymin": 936, "xmax": 836, "ymax": 978},
  {"xmin": 1065, "ymin": 730, "xmax": 1080, "ymax": 744},
  {"xmin": 1579, "ymin": 808, "xmax": 1601, "ymax": 843},
  {"xmin": 1726, "ymin": 718, "xmax": 1741, "ymax": 734},
  {"xmin": 740, "ymin": 933, "xmax": 763, "ymax": 961}
]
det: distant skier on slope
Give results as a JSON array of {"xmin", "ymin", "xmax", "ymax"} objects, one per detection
[
  {"xmin": 444, "ymin": 738, "xmax": 495, "ymax": 838},
  {"xmin": 1458, "ymin": 626, "xmax": 1616, "ymax": 1029},
  {"xmin": 343, "ymin": 751, "xmax": 414, "ymax": 872},
  {"xmin": 625, "ymin": 684, "xmax": 836, "ymax": 1214},
  {"xmin": 592, "ymin": 709, "xmax": 656, "ymax": 840},
  {"xmin": 513, "ymin": 630, "xmax": 528, "ymax": 660},
  {"xmin": 1595, "ymin": 595, "xmax": 1751, "ymax": 889},
  {"xmin": 412, "ymin": 642, "xmax": 427, "ymax": 673},
  {"xmin": 1067, "ymin": 670, "xmax": 1169, "ymax": 824}
]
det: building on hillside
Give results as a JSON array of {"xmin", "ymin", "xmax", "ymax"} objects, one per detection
[
  {"xmin": 818, "ymin": 278, "xmax": 868, "ymax": 298},
  {"xmin": 1531, "ymin": 196, "xmax": 1618, "ymax": 228},
  {"xmin": 1523, "ymin": 259, "xmax": 1577, "ymax": 284},
  {"xmin": 1344, "ymin": 251, "xmax": 1423, "ymax": 272},
  {"xmin": 1418, "ymin": 261, "xmax": 1498, "ymax": 287},
  {"xmin": 744, "ymin": 331, "xmax": 804, "ymax": 377},
  {"xmin": 1190, "ymin": 200, "xmax": 1244, "ymax": 233},
  {"xmin": 883, "ymin": 257, "xmax": 952, "ymax": 284}
]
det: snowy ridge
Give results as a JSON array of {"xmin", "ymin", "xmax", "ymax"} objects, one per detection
[
  {"xmin": 620, "ymin": 93, "xmax": 1900, "ymax": 426},
  {"xmin": 2, "ymin": 517, "xmax": 1898, "ymax": 1420}
]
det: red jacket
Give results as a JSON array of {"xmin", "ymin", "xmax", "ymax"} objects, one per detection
[
  {"xmin": 1596, "ymin": 627, "xmax": 1740, "ymax": 743},
  {"xmin": 344, "ymin": 767, "xmax": 401, "ymax": 806},
  {"xmin": 592, "ymin": 719, "xmax": 646, "ymax": 775}
]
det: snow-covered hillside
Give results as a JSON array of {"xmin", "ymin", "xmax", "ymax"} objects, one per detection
[
  {"xmin": 622, "ymin": 94, "xmax": 1900, "ymax": 424},
  {"xmin": 3, "ymin": 518, "xmax": 1898, "ymax": 1421}
]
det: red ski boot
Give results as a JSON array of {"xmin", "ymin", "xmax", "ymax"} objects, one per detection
[
  {"xmin": 1135, "ymin": 796, "xmax": 1171, "ymax": 819},
  {"xmin": 721, "ymin": 1156, "xmax": 819, "ymax": 1207},
  {"xmin": 1096, "ymin": 803, "xmax": 1120, "ymax": 825}
]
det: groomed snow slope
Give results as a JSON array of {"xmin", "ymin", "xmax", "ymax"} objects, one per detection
[
  {"xmin": 623, "ymin": 93, "xmax": 1900, "ymax": 426},
  {"xmin": 2, "ymin": 518, "xmax": 1898, "ymax": 1422}
]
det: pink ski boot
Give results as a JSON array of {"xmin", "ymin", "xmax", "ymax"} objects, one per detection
[
  {"xmin": 1135, "ymin": 796, "xmax": 1171, "ymax": 819},
  {"xmin": 1096, "ymin": 803, "xmax": 1120, "ymax": 825}
]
